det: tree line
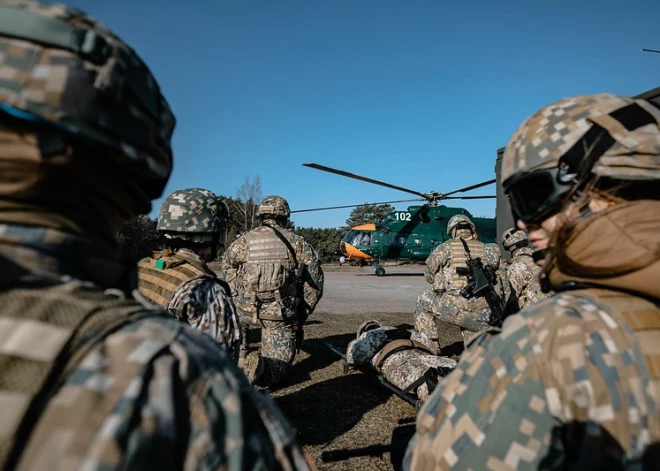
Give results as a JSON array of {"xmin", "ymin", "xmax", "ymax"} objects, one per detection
[{"xmin": 116, "ymin": 175, "xmax": 395, "ymax": 264}]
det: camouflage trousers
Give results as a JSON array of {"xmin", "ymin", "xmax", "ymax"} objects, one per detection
[
  {"xmin": 378, "ymin": 350, "xmax": 456, "ymax": 401},
  {"xmin": 414, "ymin": 289, "xmax": 492, "ymax": 343},
  {"xmin": 250, "ymin": 319, "xmax": 297, "ymax": 388}
]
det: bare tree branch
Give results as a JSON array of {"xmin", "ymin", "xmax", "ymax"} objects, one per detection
[{"xmin": 236, "ymin": 175, "xmax": 262, "ymax": 232}]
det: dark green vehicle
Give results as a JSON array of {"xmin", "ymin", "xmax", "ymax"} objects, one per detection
[{"xmin": 295, "ymin": 163, "xmax": 497, "ymax": 275}]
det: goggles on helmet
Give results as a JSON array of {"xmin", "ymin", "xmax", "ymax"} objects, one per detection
[
  {"xmin": 504, "ymin": 101, "xmax": 657, "ymax": 226},
  {"xmin": 505, "ymin": 166, "xmax": 576, "ymax": 225}
]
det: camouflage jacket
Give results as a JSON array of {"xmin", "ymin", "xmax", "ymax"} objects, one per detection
[
  {"xmin": 404, "ymin": 206, "xmax": 660, "ymax": 470},
  {"xmin": 0, "ymin": 224, "xmax": 312, "ymax": 470},
  {"xmin": 508, "ymin": 246, "xmax": 551, "ymax": 309},
  {"xmin": 221, "ymin": 222, "xmax": 324, "ymax": 321},
  {"xmin": 424, "ymin": 236, "xmax": 503, "ymax": 292},
  {"xmin": 138, "ymin": 248, "xmax": 242, "ymax": 360}
]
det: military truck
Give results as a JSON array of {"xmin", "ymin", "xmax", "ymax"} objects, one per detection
[{"xmin": 494, "ymin": 86, "xmax": 660, "ymax": 255}]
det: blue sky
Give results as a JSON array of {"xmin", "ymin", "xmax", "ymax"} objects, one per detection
[{"xmin": 65, "ymin": 0, "xmax": 660, "ymax": 228}]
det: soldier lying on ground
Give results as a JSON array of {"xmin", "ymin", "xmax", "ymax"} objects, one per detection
[{"xmin": 346, "ymin": 321, "xmax": 457, "ymax": 402}]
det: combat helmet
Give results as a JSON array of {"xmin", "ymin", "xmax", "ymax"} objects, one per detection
[
  {"xmin": 357, "ymin": 320, "xmax": 382, "ymax": 337},
  {"xmin": 0, "ymin": 0, "xmax": 175, "ymax": 200},
  {"xmin": 157, "ymin": 188, "xmax": 229, "ymax": 244},
  {"xmin": 502, "ymin": 93, "xmax": 660, "ymax": 225},
  {"xmin": 502, "ymin": 228, "xmax": 528, "ymax": 252},
  {"xmin": 257, "ymin": 195, "xmax": 290, "ymax": 220},
  {"xmin": 447, "ymin": 214, "xmax": 475, "ymax": 236}
]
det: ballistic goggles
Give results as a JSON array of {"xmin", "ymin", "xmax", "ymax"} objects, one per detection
[
  {"xmin": 504, "ymin": 101, "xmax": 657, "ymax": 225},
  {"xmin": 504, "ymin": 166, "xmax": 576, "ymax": 225}
]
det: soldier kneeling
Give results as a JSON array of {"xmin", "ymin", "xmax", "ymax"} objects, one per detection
[{"xmin": 346, "ymin": 321, "xmax": 456, "ymax": 402}]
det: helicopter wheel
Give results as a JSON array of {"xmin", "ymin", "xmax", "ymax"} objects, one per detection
[{"xmin": 375, "ymin": 266, "xmax": 386, "ymax": 277}]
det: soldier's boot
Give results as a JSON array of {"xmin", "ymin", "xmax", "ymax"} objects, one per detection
[
  {"xmin": 246, "ymin": 355, "xmax": 266, "ymax": 385},
  {"xmin": 238, "ymin": 322, "xmax": 250, "ymax": 370},
  {"xmin": 238, "ymin": 344, "xmax": 248, "ymax": 369}
]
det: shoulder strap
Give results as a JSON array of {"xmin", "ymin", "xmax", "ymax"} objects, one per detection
[
  {"xmin": 264, "ymin": 224, "xmax": 298, "ymax": 266},
  {"xmin": 459, "ymin": 238, "xmax": 471, "ymax": 258}
]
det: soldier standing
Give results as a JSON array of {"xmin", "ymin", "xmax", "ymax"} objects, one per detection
[
  {"xmin": 414, "ymin": 214, "xmax": 508, "ymax": 346},
  {"xmin": 0, "ymin": 1, "xmax": 313, "ymax": 469},
  {"xmin": 501, "ymin": 227, "xmax": 552, "ymax": 310},
  {"xmin": 137, "ymin": 188, "xmax": 242, "ymax": 360},
  {"xmin": 222, "ymin": 195, "xmax": 324, "ymax": 387},
  {"xmin": 405, "ymin": 93, "xmax": 660, "ymax": 469}
]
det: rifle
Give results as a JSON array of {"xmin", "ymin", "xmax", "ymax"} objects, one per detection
[
  {"xmin": 455, "ymin": 239, "xmax": 507, "ymax": 327},
  {"xmin": 293, "ymin": 261, "xmax": 307, "ymax": 352}
]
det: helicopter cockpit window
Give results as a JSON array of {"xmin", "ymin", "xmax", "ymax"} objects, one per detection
[
  {"xmin": 348, "ymin": 231, "xmax": 371, "ymax": 246},
  {"xmin": 359, "ymin": 232, "xmax": 371, "ymax": 246},
  {"xmin": 420, "ymin": 212, "xmax": 430, "ymax": 223}
]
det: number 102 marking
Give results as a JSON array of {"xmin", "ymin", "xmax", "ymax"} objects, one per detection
[{"xmin": 395, "ymin": 212, "xmax": 411, "ymax": 221}]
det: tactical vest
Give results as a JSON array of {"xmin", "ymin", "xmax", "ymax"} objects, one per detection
[
  {"xmin": 241, "ymin": 228, "xmax": 298, "ymax": 320},
  {"xmin": 137, "ymin": 250, "xmax": 214, "ymax": 312},
  {"xmin": 0, "ymin": 277, "xmax": 166, "ymax": 470},
  {"xmin": 448, "ymin": 238, "xmax": 487, "ymax": 290},
  {"xmin": 372, "ymin": 339, "xmax": 436, "ymax": 373}
]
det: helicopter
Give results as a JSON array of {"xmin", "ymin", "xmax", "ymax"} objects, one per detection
[{"xmin": 292, "ymin": 163, "xmax": 497, "ymax": 276}]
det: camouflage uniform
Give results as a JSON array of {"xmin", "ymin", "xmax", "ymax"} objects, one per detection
[
  {"xmin": 222, "ymin": 195, "xmax": 324, "ymax": 387},
  {"xmin": 0, "ymin": 2, "xmax": 312, "ymax": 469},
  {"xmin": 346, "ymin": 321, "xmax": 456, "ymax": 402},
  {"xmin": 502, "ymin": 228, "xmax": 552, "ymax": 310},
  {"xmin": 138, "ymin": 188, "xmax": 241, "ymax": 360},
  {"xmin": 414, "ymin": 215, "xmax": 508, "ymax": 345},
  {"xmin": 405, "ymin": 94, "xmax": 660, "ymax": 469}
]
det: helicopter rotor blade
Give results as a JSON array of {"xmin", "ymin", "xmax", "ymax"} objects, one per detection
[
  {"xmin": 441, "ymin": 179, "xmax": 496, "ymax": 198},
  {"xmin": 303, "ymin": 162, "xmax": 428, "ymax": 199},
  {"xmin": 291, "ymin": 199, "xmax": 422, "ymax": 213},
  {"xmin": 442, "ymin": 195, "xmax": 496, "ymax": 200}
]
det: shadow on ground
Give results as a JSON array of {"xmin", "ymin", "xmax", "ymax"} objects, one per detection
[
  {"xmin": 273, "ymin": 333, "xmax": 355, "ymax": 390},
  {"xmin": 275, "ymin": 373, "xmax": 391, "ymax": 446}
]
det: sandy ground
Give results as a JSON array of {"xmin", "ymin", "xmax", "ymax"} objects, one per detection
[{"xmin": 211, "ymin": 263, "xmax": 463, "ymax": 470}]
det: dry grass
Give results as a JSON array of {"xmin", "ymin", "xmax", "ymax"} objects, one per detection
[{"xmin": 243, "ymin": 311, "xmax": 463, "ymax": 470}]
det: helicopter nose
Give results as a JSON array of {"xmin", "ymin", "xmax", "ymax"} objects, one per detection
[
  {"xmin": 339, "ymin": 240, "xmax": 347, "ymax": 256},
  {"xmin": 342, "ymin": 242, "xmax": 372, "ymax": 260}
]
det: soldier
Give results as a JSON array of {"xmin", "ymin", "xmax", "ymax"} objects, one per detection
[
  {"xmin": 137, "ymin": 188, "xmax": 241, "ymax": 360},
  {"xmin": 222, "ymin": 195, "xmax": 324, "ymax": 387},
  {"xmin": 413, "ymin": 214, "xmax": 508, "ymax": 346},
  {"xmin": 502, "ymin": 227, "xmax": 552, "ymax": 310},
  {"xmin": 0, "ymin": 1, "xmax": 313, "ymax": 469},
  {"xmin": 405, "ymin": 93, "xmax": 660, "ymax": 469},
  {"xmin": 346, "ymin": 321, "xmax": 457, "ymax": 402}
]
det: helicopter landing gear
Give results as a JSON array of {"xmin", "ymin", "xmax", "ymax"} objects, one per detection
[{"xmin": 373, "ymin": 261, "xmax": 386, "ymax": 276}]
